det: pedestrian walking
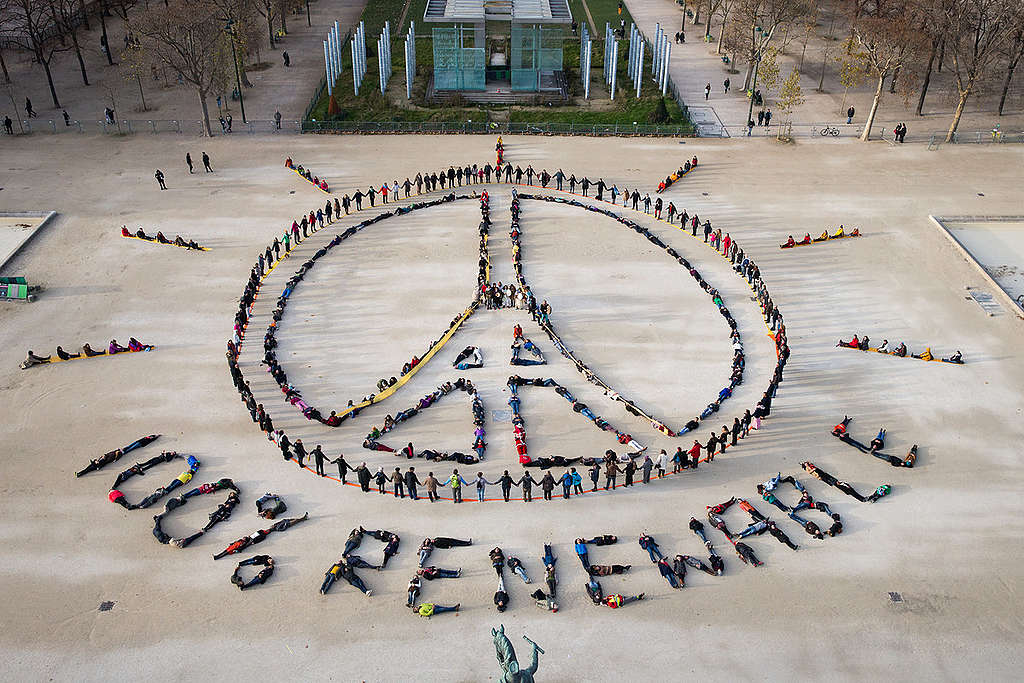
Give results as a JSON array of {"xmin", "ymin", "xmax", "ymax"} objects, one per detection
[
  {"xmin": 154, "ymin": 169, "xmax": 167, "ymax": 190},
  {"xmin": 764, "ymin": 109, "xmax": 772, "ymax": 127},
  {"xmin": 704, "ymin": 83, "xmax": 711, "ymax": 100},
  {"xmin": 723, "ymin": 77, "xmax": 730, "ymax": 93},
  {"xmin": 283, "ymin": 51, "xmax": 290, "ymax": 67},
  {"xmin": 847, "ymin": 106, "xmax": 855, "ymax": 124},
  {"xmin": 757, "ymin": 110, "xmax": 765, "ymax": 126},
  {"xmin": 202, "ymin": 152, "xmax": 212, "ymax": 172},
  {"xmin": 186, "ymin": 153, "xmax": 194, "ymax": 173},
  {"xmin": 25, "ymin": 98, "xmax": 36, "ymax": 117}
]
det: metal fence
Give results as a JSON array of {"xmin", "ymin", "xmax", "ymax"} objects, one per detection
[
  {"xmin": 301, "ymin": 120, "xmax": 696, "ymax": 135},
  {"xmin": 9, "ymin": 118, "xmax": 302, "ymax": 135},
  {"xmin": 725, "ymin": 120, "xmax": 1024, "ymax": 145}
]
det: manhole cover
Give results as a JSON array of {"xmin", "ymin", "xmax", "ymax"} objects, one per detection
[
  {"xmin": 888, "ymin": 592, "xmax": 902, "ymax": 603},
  {"xmin": 99, "ymin": 601, "xmax": 116, "ymax": 611}
]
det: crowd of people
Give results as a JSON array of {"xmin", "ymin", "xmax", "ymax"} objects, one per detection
[
  {"xmin": 780, "ymin": 226, "xmax": 861, "ymax": 248},
  {"xmin": 121, "ymin": 226, "xmax": 206, "ymax": 251},
  {"xmin": 837, "ymin": 335, "xmax": 963, "ymax": 363},
  {"xmin": 284, "ymin": 158, "xmax": 329, "ymax": 192},
  {"xmin": 227, "ymin": 150, "xmax": 794, "ymax": 500},
  {"xmin": 656, "ymin": 156, "xmax": 698, "ymax": 193},
  {"xmin": 831, "ymin": 416, "xmax": 918, "ymax": 468},
  {"xmin": 22, "ymin": 337, "xmax": 153, "ymax": 368},
  {"xmin": 362, "ymin": 377, "xmax": 486, "ymax": 460}
]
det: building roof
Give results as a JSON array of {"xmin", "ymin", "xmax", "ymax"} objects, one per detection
[{"xmin": 424, "ymin": 0, "xmax": 572, "ymax": 23}]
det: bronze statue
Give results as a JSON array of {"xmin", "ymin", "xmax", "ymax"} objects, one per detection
[{"xmin": 492, "ymin": 624, "xmax": 543, "ymax": 682}]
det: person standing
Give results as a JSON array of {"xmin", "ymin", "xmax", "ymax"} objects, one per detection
[
  {"xmin": 154, "ymin": 169, "xmax": 167, "ymax": 190},
  {"xmin": 446, "ymin": 469, "xmax": 467, "ymax": 503},
  {"xmin": 307, "ymin": 444, "xmax": 324, "ymax": 476},
  {"xmin": 688, "ymin": 440, "xmax": 702, "ymax": 468},
  {"xmin": 589, "ymin": 463, "xmax": 600, "ymax": 491},
  {"xmin": 605, "ymin": 460, "xmax": 620, "ymax": 490},
  {"xmin": 570, "ymin": 467, "xmax": 583, "ymax": 495},
  {"xmin": 723, "ymin": 77, "xmax": 730, "ymax": 93},
  {"xmin": 3, "ymin": 116, "xmax": 13, "ymax": 135},
  {"xmin": 704, "ymin": 82, "xmax": 711, "ymax": 100},
  {"xmin": 655, "ymin": 450, "xmax": 668, "ymax": 478},
  {"xmin": 274, "ymin": 110, "xmax": 282, "ymax": 130},
  {"xmin": 331, "ymin": 453, "xmax": 352, "ymax": 482},
  {"xmin": 293, "ymin": 439, "xmax": 306, "ymax": 469},
  {"xmin": 356, "ymin": 463, "xmax": 371, "ymax": 492},
  {"xmin": 764, "ymin": 109, "xmax": 772, "ymax": 127},
  {"xmin": 497, "ymin": 470, "xmax": 516, "ymax": 502},
  {"xmin": 757, "ymin": 110, "xmax": 765, "ymax": 126},
  {"xmin": 424, "ymin": 472, "xmax": 439, "ymax": 502},
  {"xmin": 519, "ymin": 471, "xmax": 537, "ymax": 502},
  {"xmin": 641, "ymin": 455, "xmax": 653, "ymax": 484},
  {"xmin": 202, "ymin": 152, "xmax": 213, "ymax": 172},
  {"xmin": 186, "ymin": 153, "xmax": 194, "ymax": 173},
  {"xmin": 283, "ymin": 51, "xmax": 290, "ymax": 67},
  {"xmin": 847, "ymin": 106, "xmax": 855, "ymax": 124}
]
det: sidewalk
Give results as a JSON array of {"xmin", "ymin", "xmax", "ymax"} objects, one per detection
[{"xmin": 624, "ymin": 0, "xmax": 1024, "ymax": 141}]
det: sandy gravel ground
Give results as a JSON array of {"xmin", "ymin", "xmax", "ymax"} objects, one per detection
[{"xmin": 1, "ymin": 132, "xmax": 1023, "ymax": 682}]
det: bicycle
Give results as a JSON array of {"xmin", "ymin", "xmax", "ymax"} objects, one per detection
[{"xmin": 819, "ymin": 126, "xmax": 841, "ymax": 137}]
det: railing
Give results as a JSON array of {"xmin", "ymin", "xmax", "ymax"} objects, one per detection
[
  {"xmin": 11, "ymin": 118, "xmax": 302, "ymax": 135},
  {"xmin": 301, "ymin": 120, "xmax": 696, "ymax": 136}
]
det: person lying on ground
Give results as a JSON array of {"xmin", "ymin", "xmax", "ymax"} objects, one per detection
[
  {"xmin": 589, "ymin": 564, "xmax": 631, "ymax": 576},
  {"xmin": 604, "ymin": 593, "xmax": 645, "ymax": 608},
  {"xmin": 231, "ymin": 555, "xmax": 274, "ymax": 590},
  {"xmin": 21, "ymin": 350, "xmax": 51, "ymax": 368},
  {"xmin": 734, "ymin": 542, "xmax": 763, "ymax": 567},
  {"xmin": 639, "ymin": 533, "xmax": 663, "ymax": 563},
  {"xmin": 507, "ymin": 556, "xmax": 530, "ymax": 583},
  {"xmin": 912, "ymin": 347, "xmax": 933, "ymax": 361},
  {"xmin": 870, "ymin": 428, "xmax": 886, "ymax": 453},
  {"xmin": 943, "ymin": 350, "xmax": 963, "ymax": 364},
  {"xmin": 530, "ymin": 589, "xmax": 558, "ymax": 612},
  {"xmin": 658, "ymin": 558, "xmax": 682, "ymax": 589},
  {"xmin": 55, "ymin": 346, "xmax": 80, "ymax": 360},
  {"xmin": 494, "ymin": 575, "xmax": 509, "ymax": 612},
  {"xmin": 415, "ymin": 602, "xmax": 460, "ymax": 618},
  {"xmin": 407, "ymin": 576, "xmax": 421, "ymax": 607},
  {"xmin": 801, "ymin": 461, "xmax": 891, "ymax": 502},
  {"xmin": 417, "ymin": 566, "xmax": 462, "ymax": 580},
  {"xmin": 836, "ymin": 335, "xmax": 860, "ymax": 349},
  {"xmin": 766, "ymin": 520, "xmax": 798, "ymax": 550}
]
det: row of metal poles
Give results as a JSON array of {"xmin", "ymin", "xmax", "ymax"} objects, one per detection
[{"xmin": 585, "ymin": 21, "xmax": 670, "ymax": 100}]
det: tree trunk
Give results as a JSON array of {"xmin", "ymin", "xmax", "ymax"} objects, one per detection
[
  {"xmin": 136, "ymin": 74, "xmax": 147, "ymax": 110},
  {"xmin": 99, "ymin": 2, "xmax": 114, "ymax": 65},
  {"xmin": 41, "ymin": 55, "xmax": 61, "ymax": 108},
  {"xmin": 267, "ymin": 13, "xmax": 276, "ymax": 48},
  {"xmin": 693, "ymin": 5, "xmax": 700, "ymax": 25},
  {"xmin": 798, "ymin": 36, "xmax": 807, "ymax": 72},
  {"xmin": 998, "ymin": 35, "xmax": 1023, "ymax": 116},
  {"xmin": 49, "ymin": 0, "xmax": 66, "ymax": 46},
  {"xmin": 705, "ymin": 0, "xmax": 713, "ymax": 40},
  {"xmin": 817, "ymin": 48, "xmax": 829, "ymax": 92},
  {"xmin": 280, "ymin": 6, "xmax": 287, "ymax": 34},
  {"xmin": 718, "ymin": 13, "xmax": 727, "ymax": 54},
  {"xmin": 916, "ymin": 40, "xmax": 937, "ymax": 116},
  {"xmin": 0, "ymin": 49, "xmax": 9, "ymax": 83},
  {"xmin": 742, "ymin": 58, "xmax": 754, "ymax": 91},
  {"xmin": 78, "ymin": 0, "xmax": 90, "ymax": 29},
  {"xmin": 860, "ymin": 74, "xmax": 884, "ymax": 141},
  {"xmin": 945, "ymin": 90, "xmax": 968, "ymax": 143},
  {"xmin": 199, "ymin": 89, "xmax": 213, "ymax": 136},
  {"xmin": 889, "ymin": 66, "xmax": 899, "ymax": 94},
  {"xmin": 71, "ymin": 31, "xmax": 89, "ymax": 85},
  {"xmin": 937, "ymin": 38, "xmax": 944, "ymax": 72}
]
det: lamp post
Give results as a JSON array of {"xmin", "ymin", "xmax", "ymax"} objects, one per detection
[
  {"xmin": 226, "ymin": 20, "xmax": 247, "ymax": 124},
  {"xmin": 745, "ymin": 26, "xmax": 764, "ymax": 136}
]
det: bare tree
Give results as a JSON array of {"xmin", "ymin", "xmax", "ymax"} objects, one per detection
[
  {"xmin": 737, "ymin": 0, "xmax": 813, "ymax": 91},
  {"xmin": 10, "ymin": 0, "xmax": 69, "ymax": 107},
  {"xmin": 942, "ymin": 0, "xmax": 1021, "ymax": 141},
  {"xmin": 997, "ymin": 28, "xmax": 1023, "ymax": 115},
  {"xmin": 853, "ymin": 10, "xmax": 927, "ymax": 140},
  {"xmin": 717, "ymin": 0, "xmax": 739, "ymax": 55},
  {"xmin": 130, "ymin": 0, "xmax": 234, "ymax": 136},
  {"xmin": 254, "ymin": 0, "xmax": 278, "ymax": 49},
  {"xmin": 56, "ymin": 0, "xmax": 91, "ymax": 85}
]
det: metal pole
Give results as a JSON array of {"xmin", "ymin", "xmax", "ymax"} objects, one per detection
[
  {"xmin": 352, "ymin": 38, "xmax": 359, "ymax": 94},
  {"xmin": 584, "ymin": 40, "xmax": 591, "ymax": 99},
  {"xmin": 662, "ymin": 41, "xmax": 671, "ymax": 94},
  {"xmin": 653, "ymin": 23, "xmax": 660, "ymax": 74},
  {"xmin": 636, "ymin": 39, "xmax": 644, "ymax": 98},
  {"xmin": 324, "ymin": 41, "xmax": 333, "ymax": 96},
  {"xmin": 610, "ymin": 40, "xmax": 617, "ymax": 100}
]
